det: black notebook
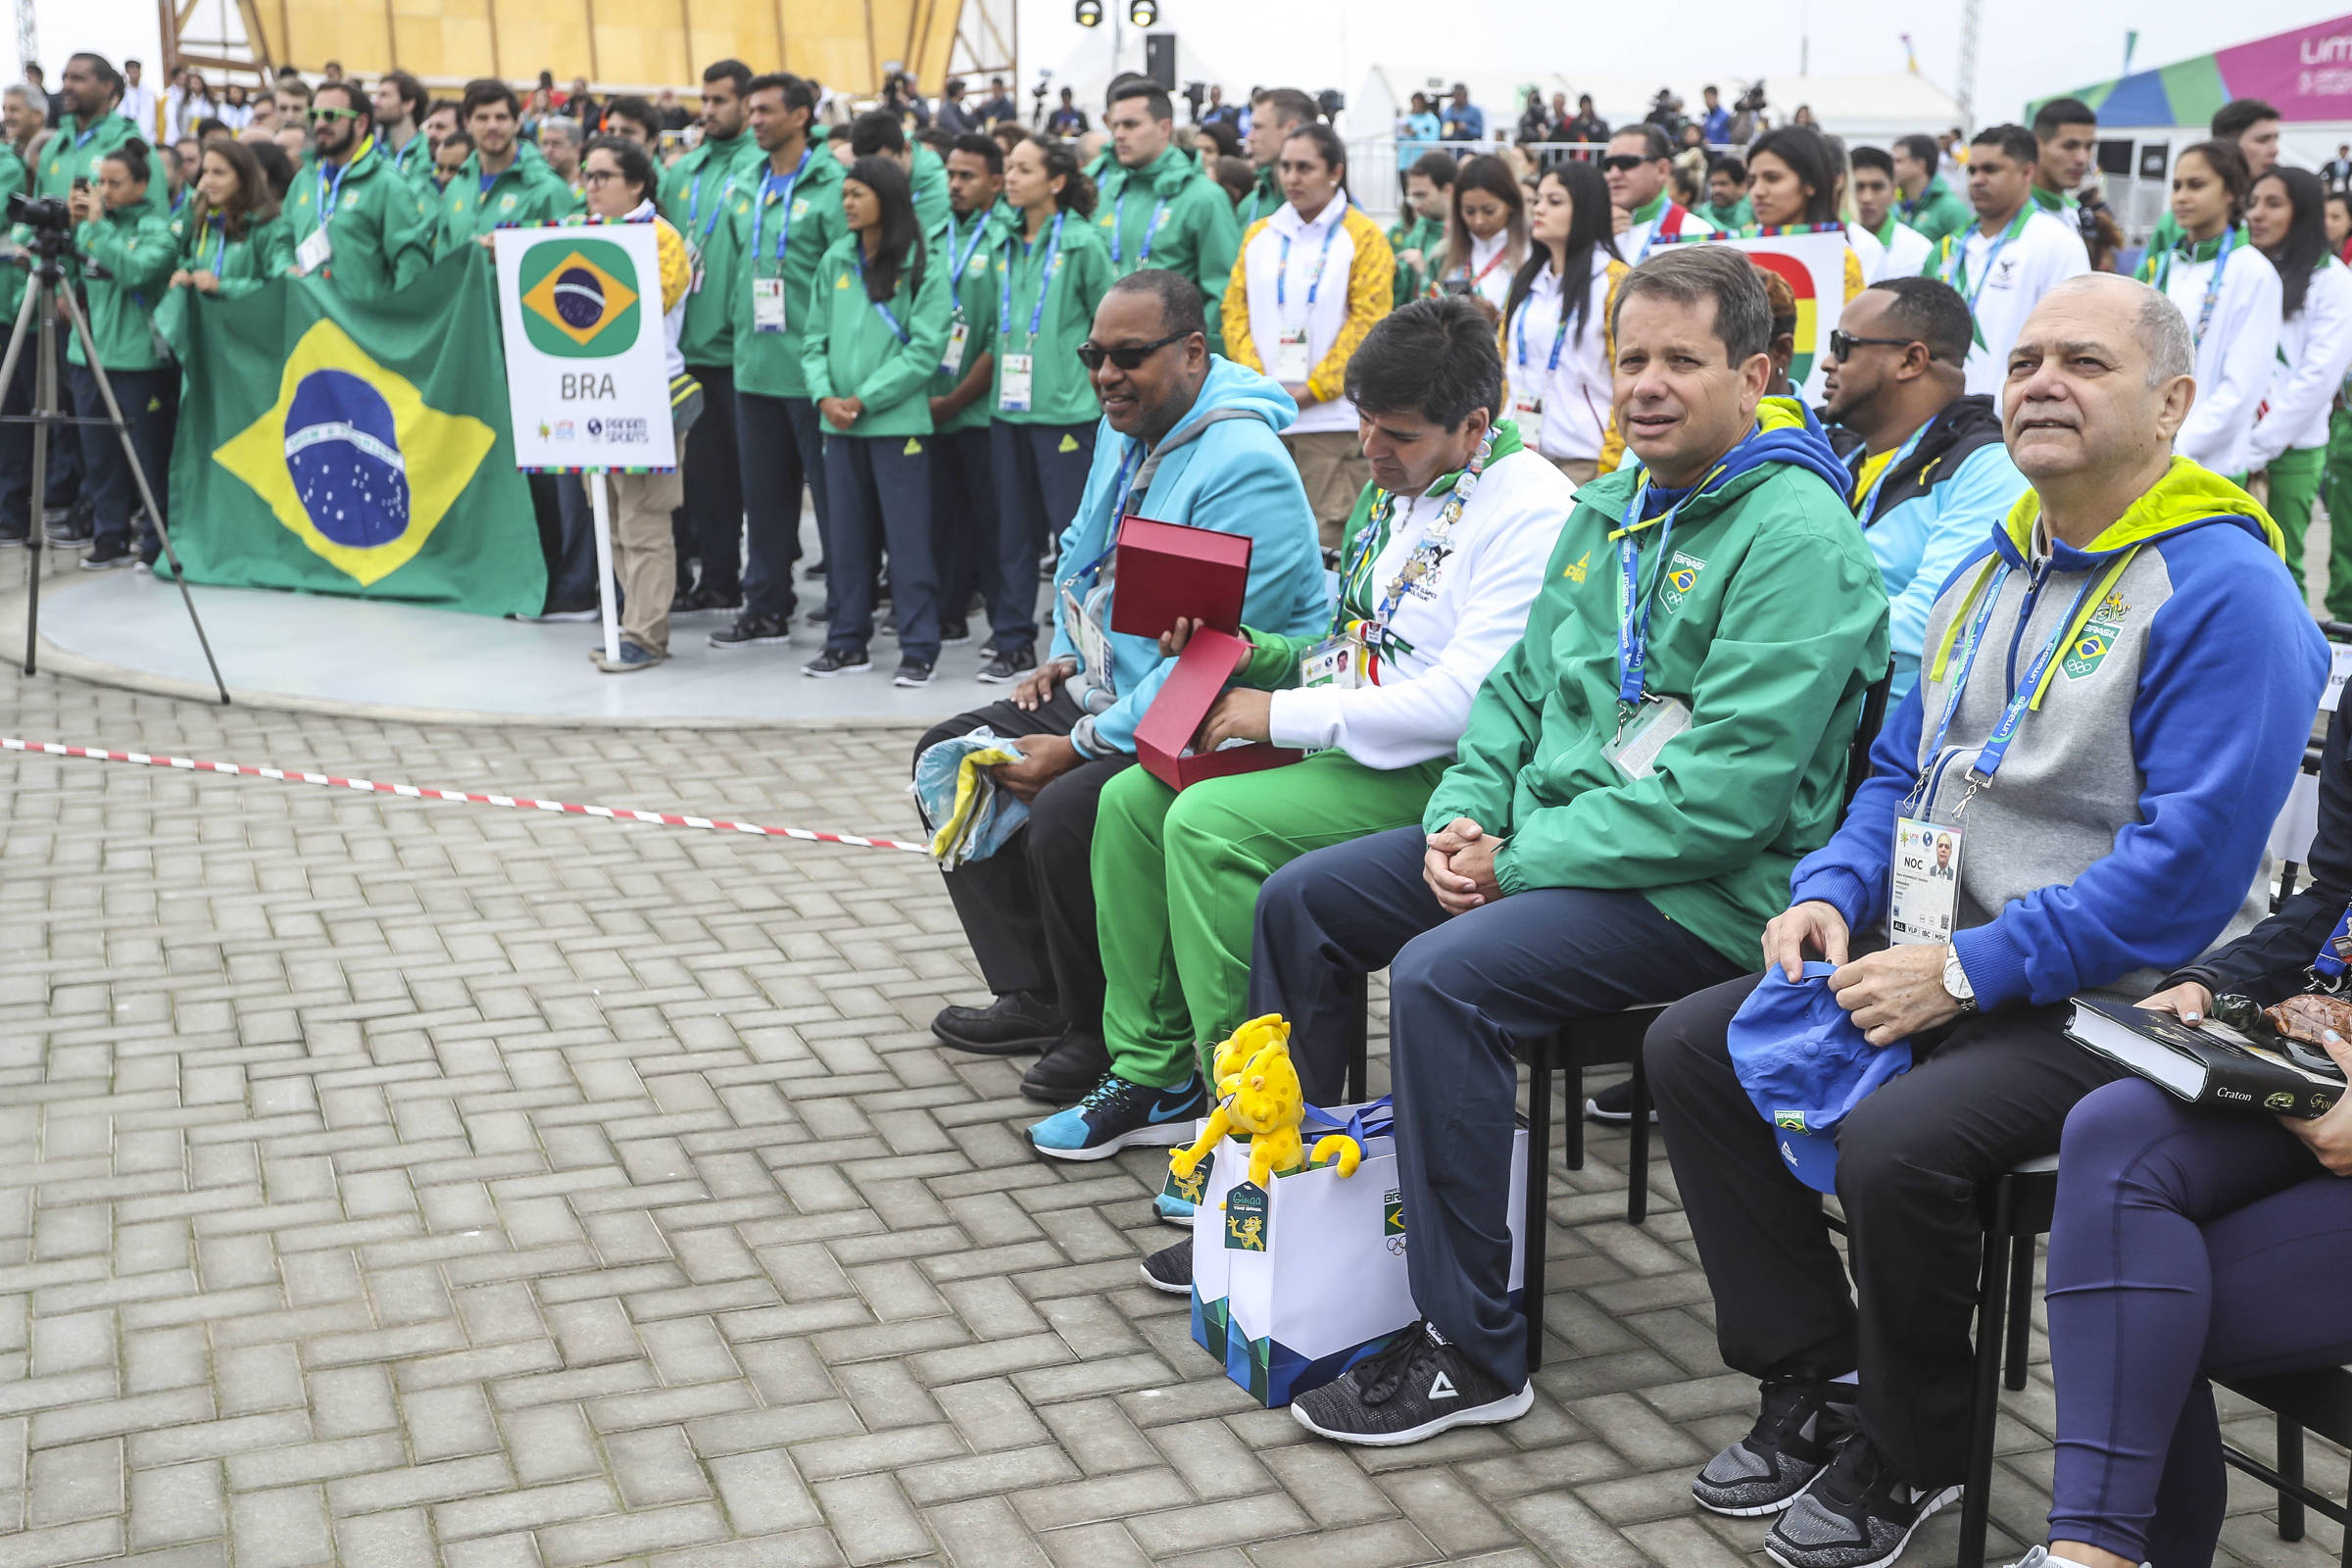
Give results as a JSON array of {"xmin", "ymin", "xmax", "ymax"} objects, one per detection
[{"xmin": 2067, "ymin": 997, "xmax": 2344, "ymax": 1119}]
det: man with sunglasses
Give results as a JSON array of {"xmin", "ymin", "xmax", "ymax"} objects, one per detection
[
  {"xmin": 915, "ymin": 270, "xmax": 1327, "ymax": 1102},
  {"xmin": 1821, "ymin": 277, "xmax": 2028, "ymax": 698},
  {"xmin": 1604, "ymin": 123, "xmax": 1716, "ymax": 265},
  {"xmin": 282, "ymin": 79, "xmax": 438, "ymax": 304}
]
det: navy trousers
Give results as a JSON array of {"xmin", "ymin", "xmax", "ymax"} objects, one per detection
[
  {"xmin": 740, "ymin": 389, "xmax": 829, "ymax": 622},
  {"xmin": 2045, "ymin": 1079, "xmax": 2352, "ymax": 1566},
  {"xmin": 71, "ymin": 364, "xmax": 172, "ymax": 552},
  {"xmin": 1249, "ymin": 825, "xmax": 1741, "ymax": 1389},
  {"xmin": 987, "ymin": 420, "xmax": 1094, "ymax": 651},
  {"xmin": 823, "ymin": 431, "xmax": 938, "ymax": 662},
  {"xmin": 929, "ymin": 422, "xmax": 996, "ymax": 633}
]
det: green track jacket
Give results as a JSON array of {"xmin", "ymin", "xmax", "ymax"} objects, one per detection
[
  {"xmin": 800, "ymin": 234, "xmax": 953, "ymax": 438},
  {"xmin": 1423, "ymin": 401, "xmax": 1891, "ymax": 965},
  {"xmin": 727, "ymin": 145, "xmax": 847, "ymax": 400}
]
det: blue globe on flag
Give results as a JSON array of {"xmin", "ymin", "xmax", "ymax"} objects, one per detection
[
  {"xmin": 552, "ymin": 267, "xmax": 607, "ymax": 330},
  {"xmin": 281, "ymin": 368, "xmax": 410, "ymax": 549}
]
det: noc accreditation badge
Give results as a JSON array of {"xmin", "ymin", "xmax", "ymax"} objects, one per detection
[
  {"xmin": 1272, "ymin": 326, "xmax": 1312, "ymax": 384},
  {"xmin": 1509, "ymin": 379, "xmax": 1543, "ymax": 424},
  {"xmin": 941, "ymin": 315, "xmax": 970, "ymax": 374},
  {"xmin": 1000, "ymin": 352, "xmax": 1034, "ymax": 413},
  {"xmin": 1888, "ymin": 815, "xmax": 1965, "ymax": 945},
  {"xmin": 1599, "ymin": 695, "xmax": 1690, "ymax": 782},
  {"xmin": 752, "ymin": 273, "xmax": 787, "ymax": 332},
  {"xmin": 295, "ymin": 225, "xmax": 332, "ymax": 276},
  {"xmin": 1299, "ymin": 631, "xmax": 1373, "ymax": 691}
]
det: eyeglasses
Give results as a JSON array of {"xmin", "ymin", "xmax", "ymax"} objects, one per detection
[
  {"xmin": 581, "ymin": 169, "xmax": 624, "ymax": 185},
  {"xmin": 306, "ymin": 107, "xmax": 362, "ymax": 124},
  {"xmin": 1075, "ymin": 330, "xmax": 1189, "ymax": 372},
  {"xmin": 1599, "ymin": 154, "xmax": 1649, "ymax": 173},
  {"xmin": 1827, "ymin": 329, "xmax": 1933, "ymax": 362}
]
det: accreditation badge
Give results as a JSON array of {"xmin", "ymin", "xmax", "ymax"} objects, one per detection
[
  {"xmin": 1599, "ymin": 695, "xmax": 1691, "ymax": 782},
  {"xmin": 1299, "ymin": 631, "xmax": 1371, "ymax": 690},
  {"xmin": 752, "ymin": 274, "xmax": 786, "ymax": 332},
  {"xmin": 1000, "ymin": 352, "xmax": 1034, "ymax": 413},
  {"xmin": 1509, "ymin": 377, "xmax": 1543, "ymax": 424},
  {"xmin": 294, "ymin": 225, "xmax": 332, "ymax": 277},
  {"xmin": 942, "ymin": 315, "xmax": 970, "ymax": 374},
  {"xmin": 1272, "ymin": 327, "xmax": 1312, "ymax": 384},
  {"xmin": 1888, "ymin": 816, "xmax": 1964, "ymax": 945}
]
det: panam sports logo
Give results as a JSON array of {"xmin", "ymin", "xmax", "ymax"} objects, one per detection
[{"xmin": 517, "ymin": 238, "xmax": 642, "ymax": 358}]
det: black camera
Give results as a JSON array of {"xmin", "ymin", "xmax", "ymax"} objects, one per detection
[
  {"xmin": 1736, "ymin": 82, "xmax": 1768, "ymax": 115},
  {"xmin": 7, "ymin": 192, "xmax": 72, "ymax": 235}
]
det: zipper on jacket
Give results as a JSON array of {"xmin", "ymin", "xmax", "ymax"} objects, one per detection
[{"xmin": 2002, "ymin": 555, "xmax": 2051, "ymax": 698}]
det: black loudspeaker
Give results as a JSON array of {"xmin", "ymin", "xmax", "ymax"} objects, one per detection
[{"xmin": 1145, "ymin": 33, "xmax": 1176, "ymax": 90}]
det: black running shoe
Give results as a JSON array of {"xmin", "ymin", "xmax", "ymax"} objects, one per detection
[
  {"xmin": 1764, "ymin": 1435, "xmax": 1961, "ymax": 1568},
  {"xmin": 1693, "ymin": 1377, "xmax": 1859, "ymax": 1517},
  {"xmin": 1141, "ymin": 1238, "xmax": 1191, "ymax": 1295},
  {"xmin": 1290, "ymin": 1320, "xmax": 1532, "ymax": 1446},
  {"xmin": 802, "ymin": 647, "xmax": 871, "ymax": 678},
  {"xmin": 710, "ymin": 613, "xmax": 793, "ymax": 649},
  {"xmin": 80, "ymin": 538, "xmax": 133, "ymax": 569},
  {"xmin": 1028, "ymin": 1072, "xmax": 1205, "ymax": 1161},
  {"xmin": 978, "ymin": 645, "xmax": 1037, "ymax": 684},
  {"xmin": 892, "ymin": 659, "xmax": 934, "ymax": 689}
]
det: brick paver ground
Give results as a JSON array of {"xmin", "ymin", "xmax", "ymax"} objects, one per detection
[{"xmin": 0, "ymin": 630, "xmax": 2340, "ymax": 1565}]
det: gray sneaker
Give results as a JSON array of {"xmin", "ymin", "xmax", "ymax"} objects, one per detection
[
  {"xmin": 1693, "ymin": 1378, "xmax": 1857, "ymax": 1516},
  {"xmin": 1764, "ymin": 1435, "xmax": 1960, "ymax": 1568}
]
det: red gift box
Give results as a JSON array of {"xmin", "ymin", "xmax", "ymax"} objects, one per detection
[{"xmin": 1110, "ymin": 514, "xmax": 1302, "ymax": 790}]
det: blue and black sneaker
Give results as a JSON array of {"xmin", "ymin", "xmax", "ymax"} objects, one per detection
[{"xmin": 1029, "ymin": 1071, "xmax": 1206, "ymax": 1161}]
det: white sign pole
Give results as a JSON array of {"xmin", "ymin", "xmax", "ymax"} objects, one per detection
[{"xmin": 589, "ymin": 470, "xmax": 620, "ymax": 663}]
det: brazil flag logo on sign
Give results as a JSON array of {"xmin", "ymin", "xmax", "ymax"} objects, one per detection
[
  {"xmin": 213, "ymin": 320, "xmax": 497, "ymax": 587},
  {"xmin": 517, "ymin": 238, "xmax": 641, "ymax": 358}
]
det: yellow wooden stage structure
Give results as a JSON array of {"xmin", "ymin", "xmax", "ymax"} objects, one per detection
[{"xmin": 162, "ymin": 0, "xmax": 1011, "ymax": 98}]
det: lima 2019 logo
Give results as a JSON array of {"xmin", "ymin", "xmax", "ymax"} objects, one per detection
[{"xmin": 517, "ymin": 238, "xmax": 641, "ymax": 358}]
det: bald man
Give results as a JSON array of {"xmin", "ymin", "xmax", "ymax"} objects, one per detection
[{"xmin": 1645, "ymin": 274, "xmax": 2330, "ymax": 1557}]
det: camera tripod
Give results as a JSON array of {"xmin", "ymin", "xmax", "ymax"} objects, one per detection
[{"xmin": 0, "ymin": 229, "xmax": 227, "ymax": 703}]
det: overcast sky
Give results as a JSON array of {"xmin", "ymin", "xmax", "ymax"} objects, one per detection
[{"xmin": 7, "ymin": 0, "xmax": 2348, "ymax": 131}]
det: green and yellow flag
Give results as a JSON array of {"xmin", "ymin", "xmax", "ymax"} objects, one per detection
[{"xmin": 169, "ymin": 251, "xmax": 545, "ymax": 615}]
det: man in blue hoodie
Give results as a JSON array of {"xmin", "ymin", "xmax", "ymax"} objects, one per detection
[
  {"xmin": 1270, "ymin": 246, "xmax": 1891, "ymax": 1450},
  {"xmin": 1644, "ymin": 274, "xmax": 2329, "ymax": 1562},
  {"xmin": 914, "ymin": 270, "xmax": 1327, "ymax": 1102}
]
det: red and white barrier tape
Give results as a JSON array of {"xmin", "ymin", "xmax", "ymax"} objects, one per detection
[{"xmin": 0, "ymin": 737, "xmax": 932, "ymax": 854}]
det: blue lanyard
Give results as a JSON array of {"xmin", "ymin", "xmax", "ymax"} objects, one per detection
[
  {"xmin": 1276, "ymin": 216, "xmax": 1344, "ymax": 313},
  {"xmin": 747, "ymin": 149, "xmax": 812, "ymax": 264},
  {"xmin": 1925, "ymin": 559, "xmax": 2115, "ymax": 784},
  {"xmin": 1943, "ymin": 206, "xmax": 2031, "ymax": 309},
  {"xmin": 1634, "ymin": 203, "xmax": 1674, "ymax": 264},
  {"xmin": 1851, "ymin": 419, "xmax": 1932, "ymax": 523},
  {"xmin": 686, "ymin": 150, "xmax": 735, "ymax": 242},
  {"xmin": 850, "ymin": 249, "xmax": 911, "ymax": 345},
  {"xmin": 1613, "ymin": 476, "xmax": 1690, "ymax": 707},
  {"xmin": 1060, "ymin": 447, "xmax": 1147, "ymax": 596},
  {"xmin": 318, "ymin": 156, "xmax": 355, "ymax": 225},
  {"xmin": 198, "ymin": 216, "xmax": 225, "ymax": 272},
  {"xmin": 1513, "ymin": 271, "xmax": 1574, "ymax": 372},
  {"xmin": 999, "ymin": 211, "xmax": 1063, "ymax": 346},
  {"xmin": 944, "ymin": 212, "xmax": 990, "ymax": 306},
  {"xmin": 2179, "ymin": 227, "xmax": 2238, "ymax": 347},
  {"xmin": 1110, "ymin": 188, "xmax": 1167, "ymax": 268}
]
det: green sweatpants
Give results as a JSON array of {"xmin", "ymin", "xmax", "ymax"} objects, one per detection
[
  {"xmin": 1092, "ymin": 749, "xmax": 1451, "ymax": 1089},
  {"xmin": 2266, "ymin": 444, "xmax": 2326, "ymax": 608},
  {"xmin": 2327, "ymin": 406, "xmax": 2352, "ymax": 620}
]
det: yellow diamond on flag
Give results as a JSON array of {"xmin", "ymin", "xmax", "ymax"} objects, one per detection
[
  {"xmin": 520, "ymin": 248, "xmax": 640, "ymax": 348},
  {"xmin": 213, "ymin": 319, "xmax": 496, "ymax": 587}
]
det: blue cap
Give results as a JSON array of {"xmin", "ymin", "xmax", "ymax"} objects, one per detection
[{"xmin": 1726, "ymin": 961, "xmax": 1914, "ymax": 1195}]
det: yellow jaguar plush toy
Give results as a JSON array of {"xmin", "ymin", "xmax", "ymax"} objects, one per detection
[{"xmin": 1169, "ymin": 1014, "xmax": 1364, "ymax": 1188}]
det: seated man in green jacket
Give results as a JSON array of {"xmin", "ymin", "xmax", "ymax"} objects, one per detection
[{"xmin": 1263, "ymin": 245, "xmax": 1890, "ymax": 1448}]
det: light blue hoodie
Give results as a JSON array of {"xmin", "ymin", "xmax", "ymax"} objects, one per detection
[{"xmin": 1053, "ymin": 357, "xmax": 1328, "ymax": 759}]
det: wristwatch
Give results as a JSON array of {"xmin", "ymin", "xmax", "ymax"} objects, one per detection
[{"xmin": 1942, "ymin": 946, "xmax": 1979, "ymax": 1012}]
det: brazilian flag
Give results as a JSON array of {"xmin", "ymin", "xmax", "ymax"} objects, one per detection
[{"xmin": 169, "ymin": 251, "xmax": 544, "ymax": 615}]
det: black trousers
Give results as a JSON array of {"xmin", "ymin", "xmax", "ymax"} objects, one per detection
[
  {"xmin": 914, "ymin": 690, "xmax": 1132, "ymax": 1035},
  {"xmin": 929, "ymin": 423, "xmax": 997, "ymax": 630},
  {"xmin": 1250, "ymin": 826, "xmax": 1742, "ymax": 1388},
  {"xmin": 679, "ymin": 363, "xmax": 743, "ymax": 598},
  {"xmin": 1644, "ymin": 973, "xmax": 2123, "ymax": 1487},
  {"xmin": 738, "ymin": 390, "xmax": 826, "ymax": 622}
]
